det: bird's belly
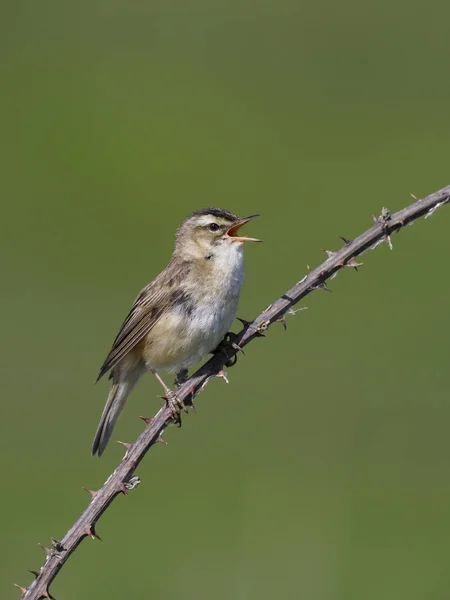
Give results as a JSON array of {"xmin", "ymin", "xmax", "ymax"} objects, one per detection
[{"xmin": 142, "ymin": 295, "xmax": 239, "ymax": 374}]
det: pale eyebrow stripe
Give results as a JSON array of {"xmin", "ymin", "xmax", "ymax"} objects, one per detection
[{"xmin": 195, "ymin": 215, "xmax": 228, "ymax": 227}]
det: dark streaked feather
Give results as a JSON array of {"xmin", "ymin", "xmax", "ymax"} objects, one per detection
[
  {"xmin": 188, "ymin": 207, "xmax": 238, "ymax": 221},
  {"xmin": 96, "ymin": 259, "xmax": 191, "ymax": 381}
]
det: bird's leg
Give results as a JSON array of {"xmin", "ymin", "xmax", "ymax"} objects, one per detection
[
  {"xmin": 174, "ymin": 368, "xmax": 197, "ymax": 412},
  {"xmin": 212, "ymin": 332, "xmax": 244, "ymax": 367},
  {"xmin": 149, "ymin": 367, "xmax": 187, "ymax": 426}
]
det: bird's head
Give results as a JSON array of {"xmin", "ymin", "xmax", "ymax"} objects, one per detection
[{"xmin": 174, "ymin": 208, "xmax": 261, "ymax": 260}]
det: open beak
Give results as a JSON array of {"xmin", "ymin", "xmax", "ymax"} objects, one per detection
[{"xmin": 226, "ymin": 214, "xmax": 262, "ymax": 243}]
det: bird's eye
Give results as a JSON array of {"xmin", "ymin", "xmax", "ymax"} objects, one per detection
[{"xmin": 208, "ymin": 223, "xmax": 220, "ymax": 232}]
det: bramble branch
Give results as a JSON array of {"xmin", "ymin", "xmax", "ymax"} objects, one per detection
[{"xmin": 17, "ymin": 184, "xmax": 450, "ymax": 599}]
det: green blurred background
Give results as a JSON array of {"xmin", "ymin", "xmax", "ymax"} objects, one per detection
[{"xmin": 2, "ymin": 0, "xmax": 450, "ymax": 598}]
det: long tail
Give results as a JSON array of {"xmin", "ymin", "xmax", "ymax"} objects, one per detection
[{"xmin": 92, "ymin": 366, "xmax": 143, "ymax": 457}]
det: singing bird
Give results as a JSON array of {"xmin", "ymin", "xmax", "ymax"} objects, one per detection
[{"xmin": 92, "ymin": 208, "xmax": 261, "ymax": 456}]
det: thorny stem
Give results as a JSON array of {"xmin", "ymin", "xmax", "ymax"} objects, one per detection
[{"xmin": 17, "ymin": 184, "xmax": 450, "ymax": 599}]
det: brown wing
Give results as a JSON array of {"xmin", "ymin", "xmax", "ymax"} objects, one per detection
[{"xmin": 96, "ymin": 260, "xmax": 190, "ymax": 381}]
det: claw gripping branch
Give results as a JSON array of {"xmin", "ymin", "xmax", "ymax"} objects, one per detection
[{"xmin": 17, "ymin": 184, "xmax": 450, "ymax": 599}]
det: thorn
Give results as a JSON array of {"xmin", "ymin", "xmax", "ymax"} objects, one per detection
[
  {"xmin": 373, "ymin": 207, "xmax": 390, "ymax": 226},
  {"xmin": 85, "ymin": 525, "xmax": 102, "ymax": 541},
  {"xmin": 312, "ymin": 278, "xmax": 331, "ymax": 292},
  {"xmin": 339, "ymin": 236, "xmax": 352, "ymax": 246},
  {"xmin": 197, "ymin": 376, "xmax": 212, "ymax": 395},
  {"xmin": 379, "ymin": 207, "xmax": 391, "ymax": 225},
  {"xmin": 237, "ymin": 317, "xmax": 251, "ymax": 327},
  {"xmin": 425, "ymin": 201, "xmax": 446, "ymax": 219},
  {"xmin": 139, "ymin": 416, "xmax": 155, "ymax": 427},
  {"xmin": 51, "ymin": 538, "xmax": 64, "ymax": 552},
  {"xmin": 262, "ymin": 303, "xmax": 273, "ymax": 313},
  {"xmin": 29, "ymin": 569, "xmax": 40, "ymax": 578},
  {"xmin": 157, "ymin": 435, "xmax": 168, "ymax": 445},
  {"xmin": 345, "ymin": 257, "xmax": 363, "ymax": 270},
  {"xmin": 189, "ymin": 398, "xmax": 197, "ymax": 413},
  {"xmin": 117, "ymin": 440, "xmax": 132, "ymax": 450},
  {"xmin": 410, "ymin": 192, "xmax": 420, "ymax": 201},
  {"xmin": 322, "ymin": 248, "xmax": 338, "ymax": 258},
  {"xmin": 385, "ymin": 234, "xmax": 393, "ymax": 250},
  {"xmin": 41, "ymin": 589, "xmax": 55, "ymax": 599},
  {"xmin": 369, "ymin": 238, "xmax": 384, "ymax": 250},
  {"xmin": 38, "ymin": 543, "xmax": 51, "ymax": 557},
  {"xmin": 14, "ymin": 584, "xmax": 28, "ymax": 594},
  {"xmin": 83, "ymin": 487, "xmax": 97, "ymax": 499},
  {"xmin": 124, "ymin": 476, "xmax": 141, "ymax": 491},
  {"xmin": 118, "ymin": 484, "xmax": 129, "ymax": 495},
  {"xmin": 276, "ymin": 316, "xmax": 287, "ymax": 330},
  {"xmin": 287, "ymin": 307, "xmax": 308, "ymax": 316},
  {"xmin": 307, "ymin": 264, "xmax": 311, "ymax": 273},
  {"xmin": 231, "ymin": 341, "xmax": 245, "ymax": 355},
  {"xmin": 217, "ymin": 369, "xmax": 229, "ymax": 384}
]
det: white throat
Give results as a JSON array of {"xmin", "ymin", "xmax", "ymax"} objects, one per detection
[{"xmin": 210, "ymin": 241, "xmax": 245, "ymax": 295}]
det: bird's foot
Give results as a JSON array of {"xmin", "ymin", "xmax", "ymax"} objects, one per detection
[
  {"xmin": 213, "ymin": 332, "xmax": 244, "ymax": 367},
  {"xmin": 150, "ymin": 366, "xmax": 188, "ymax": 426},
  {"xmin": 163, "ymin": 390, "xmax": 188, "ymax": 427}
]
